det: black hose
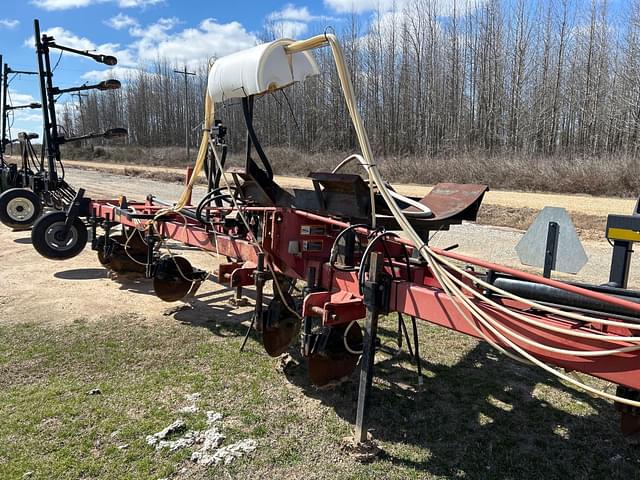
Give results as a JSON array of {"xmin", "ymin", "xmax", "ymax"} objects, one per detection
[
  {"xmin": 358, "ymin": 231, "xmax": 400, "ymax": 295},
  {"xmin": 195, "ymin": 194, "xmax": 233, "ymax": 224},
  {"xmin": 329, "ymin": 223, "xmax": 368, "ymax": 271},
  {"xmin": 27, "ymin": 140, "xmax": 40, "ymax": 172},
  {"xmin": 242, "ymin": 96, "xmax": 273, "ymax": 180},
  {"xmin": 213, "ymin": 145, "xmax": 227, "ymax": 205},
  {"xmin": 56, "ymin": 155, "xmax": 65, "ymax": 180},
  {"xmin": 490, "ymin": 276, "xmax": 640, "ymax": 319},
  {"xmin": 195, "ymin": 185, "xmax": 236, "ymax": 224},
  {"xmin": 376, "ymin": 235, "xmax": 411, "ymax": 283}
]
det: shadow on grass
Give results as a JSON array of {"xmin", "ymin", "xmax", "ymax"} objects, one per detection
[
  {"xmin": 66, "ymin": 264, "xmax": 637, "ymax": 477},
  {"xmin": 167, "ymin": 288, "xmax": 640, "ymax": 478},
  {"xmin": 171, "ymin": 275, "xmax": 262, "ymax": 335},
  {"xmin": 282, "ymin": 334, "xmax": 640, "ymax": 478}
]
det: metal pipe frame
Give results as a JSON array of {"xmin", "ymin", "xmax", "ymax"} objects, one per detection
[
  {"xmin": 34, "ymin": 19, "xmax": 58, "ymax": 183},
  {"xmin": 86, "ymin": 195, "xmax": 640, "ymax": 391},
  {"xmin": 1, "ymin": 59, "xmax": 7, "ymax": 160}
]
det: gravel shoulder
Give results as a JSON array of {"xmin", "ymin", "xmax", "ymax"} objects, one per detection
[{"xmin": 1, "ymin": 166, "xmax": 638, "ymax": 330}]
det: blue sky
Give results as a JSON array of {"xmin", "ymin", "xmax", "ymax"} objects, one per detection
[
  {"xmin": 1, "ymin": 0, "xmax": 629, "ymax": 137},
  {"xmin": 0, "ymin": 0, "xmax": 376, "ymax": 136}
]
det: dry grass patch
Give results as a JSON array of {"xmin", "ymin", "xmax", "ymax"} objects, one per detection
[
  {"xmin": 477, "ymin": 204, "xmax": 607, "ymax": 240},
  {"xmin": 63, "ymin": 145, "xmax": 640, "ymax": 198}
]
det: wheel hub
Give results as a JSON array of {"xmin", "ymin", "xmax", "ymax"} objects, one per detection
[
  {"xmin": 6, "ymin": 197, "xmax": 35, "ymax": 222},
  {"xmin": 44, "ymin": 222, "xmax": 78, "ymax": 251}
]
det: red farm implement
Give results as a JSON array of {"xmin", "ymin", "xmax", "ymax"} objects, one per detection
[{"xmin": 25, "ymin": 29, "xmax": 640, "ymax": 443}]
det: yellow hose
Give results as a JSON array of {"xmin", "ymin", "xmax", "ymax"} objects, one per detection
[
  {"xmin": 174, "ymin": 93, "xmax": 215, "ymax": 211},
  {"xmin": 159, "ymin": 34, "xmax": 640, "ymax": 407},
  {"xmin": 285, "ymin": 34, "xmax": 640, "ymax": 408}
]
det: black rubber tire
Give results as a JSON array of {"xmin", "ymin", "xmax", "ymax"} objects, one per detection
[
  {"xmin": 0, "ymin": 188, "xmax": 42, "ymax": 229},
  {"xmin": 31, "ymin": 211, "xmax": 88, "ymax": 260}
]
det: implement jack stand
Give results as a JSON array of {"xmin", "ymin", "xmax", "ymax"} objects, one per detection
[
  {"xmin": 240, "ymin": 253, "xmax": 266, "ymax": 351},
  {"xmin": 230, "ymin": 286, "xmax": 250, "ymax": 307},
  {"xmin": 340, "ymin": 433, "xmax": 380, "ymax": 463},
  {"xmin": 350, "ymin": 252, "xmax": 386, "ymax": 459}
]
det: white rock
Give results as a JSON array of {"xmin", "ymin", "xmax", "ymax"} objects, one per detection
[
  {"xmin": 192, "ymin": 439, "xmax": 257, "ymax": 466},
  {"xmin": 178, "ymin": 405, "xmax": 199, "ymax": 414},
  {"xmin": 145, "ymin": 419, "xmax": 186, "ymax": 446},
  {"xmin": 186, "ymin": 393, "xmax": 201, "ymax": 402},
  {"xmin": 206, "ymin": 411, "xmax": 223, "ymax": 424},
  {"xmin": 156, "ymin": 430, "xmax": 201, "ymax": 452}
]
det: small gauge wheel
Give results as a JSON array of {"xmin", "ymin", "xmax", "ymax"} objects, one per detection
[{"xmin": 31, "ymin": 212, "xmax": 88, "ymax": 260}]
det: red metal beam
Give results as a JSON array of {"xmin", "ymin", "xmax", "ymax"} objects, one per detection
[{"xmin": 89, "ymin": 199, "xmax": 640, "ymax": 390}]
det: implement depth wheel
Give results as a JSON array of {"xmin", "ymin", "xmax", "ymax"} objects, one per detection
[
  {"xmin": 0, "ymin": 188, "xmax": 41, "ymax": 229},
  {"xmin": 31, "ymin": 212, "xmax": 88, "ymax": 260}
]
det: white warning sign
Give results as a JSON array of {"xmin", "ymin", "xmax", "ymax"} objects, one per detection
[{"xmin": 515, "ymin": 206, "xmax": 588, "ymax": 274}]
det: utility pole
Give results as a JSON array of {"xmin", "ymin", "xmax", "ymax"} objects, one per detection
[
  {"xmin": 1, "ymin": 64, "xmax": 38, "ymax": 157},
  {"xmin": 174, "ymin": 66, "xmax": 196, "ymax": 160},
  {"xmin": 1, "ymin": 59, "xmax": 7, "ymax": 161},
  {"xmin": 71, "ymin": 92, "xmax": 88, "ymax": 147}
]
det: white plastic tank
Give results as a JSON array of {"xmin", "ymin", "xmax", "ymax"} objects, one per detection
[{"xmin": 207, "ymin": 39, "xmax": 319, "ymax": 102}]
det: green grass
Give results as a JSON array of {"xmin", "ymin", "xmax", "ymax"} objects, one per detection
[{"xmin": 1, "ymin": 314, "xmax": 638, "ymax": 479}]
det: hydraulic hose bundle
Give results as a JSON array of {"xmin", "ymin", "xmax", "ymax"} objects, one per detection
[
  {"xmin": 286, "ymin": 34, "xmax": 640, "ymax": 408},
  {"xmin": 177, "ymin": 34, "xmax": 640, "ymax": 407}
]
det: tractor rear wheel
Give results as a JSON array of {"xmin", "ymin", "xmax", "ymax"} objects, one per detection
[{"xmin": 0, "ymin": 188, "xmax": 41, "ymax": 229}]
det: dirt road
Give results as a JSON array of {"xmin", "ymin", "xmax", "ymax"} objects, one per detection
[
  {"xmin": 1, "ymin": 166, "xmax": 639, "ymax": 330},
  {"xmin": 64, "ymin": 159, "xmax": 638, "ymax": 217}
]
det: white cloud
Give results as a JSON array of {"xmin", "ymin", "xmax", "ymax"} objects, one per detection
[
  {"xmin": 118, "ymin": 0, "xmax": 163, "ymax": 6},
  {"xmin": 5, "ymin": 91, "xmax": 41, "ymax": 135},
  {"xmin": 24, "ymin": 26, "xmax": 95, "ymax": 50},
  {"xmin": 131, "ymin": 17, "xmax": 257, "ymax": 66},
  {"xmin": 0, "ymin": 19, "xmax": 20, "ymax": 29},
  {"xmin": 8, "ymin": 92, "xmax": 38, "ymax": 106},
  {"xmin": 31, "ymin": 0, "xmax": 162, "ymax": 10},
  {"xmin": 18, "ymin": 18, "xmax": 261, "ymax": 98},
  {"xmin": 129, "ymin": 16, "xmax": 179, "ymax": 37},
  {"xmin": 31, "ymin": 0, "xmax": 95, "ymax": 10},
  {"xmin": 95, "ymin": 42, "xmax": 137, "ymax": 66},
  {"xmin": 24, "ymin": 27, "xmax": 136, "ymax": 67},
  {"xmin": 266, "ymin": 3, "xmax": 337, "ymax": 39},
  {"xmin": 269, "ymin": 3, "xmax": 338, "ymax": 22},
  {"xmin": 269, "ymin": 20, "xmax": 308, "ymax": 38},
  {"xmin": 10, "ymin": 111, "xmax": 43, "ymax": 125},
  {"xmin": 82, "ymin": 66, "xmax": 141, "ymax": 81},
  {"xmin": 23, "ymin": 17, "xmax": 257, "ymax": 82},
  {"xmin": 105, "ymin": 13, "xmax": 139, "ymax": 30},
  {"xmin": 268, "ymin": 5, "xmax": 316, "ymax": 22},
  {"xmin": 324, "ymin": 0, "xmax": 390, "ymax": 14}
]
